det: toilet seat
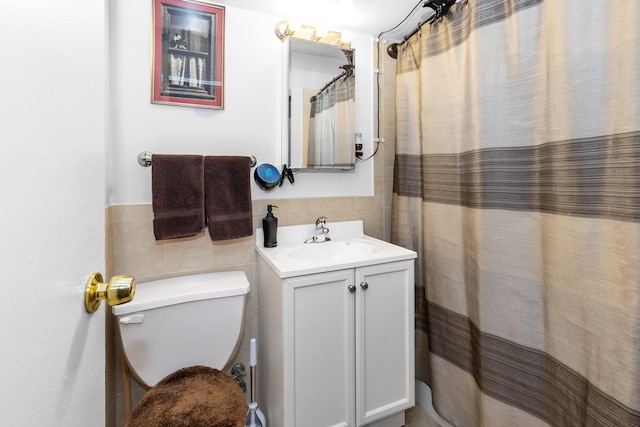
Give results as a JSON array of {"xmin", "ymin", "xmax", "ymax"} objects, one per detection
[{"xmin": 125, "ymin": 365, "xmax": 247, "ymax": 427}]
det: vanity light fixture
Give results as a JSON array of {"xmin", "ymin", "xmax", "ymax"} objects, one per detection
[{"xmin": 274, "ymin": 20, "xmax": 351, "ymax": 47}]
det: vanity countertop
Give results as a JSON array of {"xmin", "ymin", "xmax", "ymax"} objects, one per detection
[{"xmin": 255, "ymin": 220, "xmax": 417, "ymax": 278}]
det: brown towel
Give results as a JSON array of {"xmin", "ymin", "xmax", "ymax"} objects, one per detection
[
  {"xmin": 125, "ymin": 366, "xmax": 246, "ymax": 427},
  {"xmin": 204, "ymin": 156, "xmax": 253, "ymax": 241},
  {"xmin": 152, "ymin": 154, "xmax": 205, "ymax": 240}
]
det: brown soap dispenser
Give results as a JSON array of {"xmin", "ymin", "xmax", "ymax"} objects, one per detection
[{"xmin": 262, "ymin": 205, "xmax": 278, "ymax": 248}]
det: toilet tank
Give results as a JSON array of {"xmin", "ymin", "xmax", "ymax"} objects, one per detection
[{"xmin": 112, "ymin": 271, "xmax": 249, "ymax": 387}]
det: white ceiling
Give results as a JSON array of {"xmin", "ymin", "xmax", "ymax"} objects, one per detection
[{"xmin": 213, "ymin": 0, "xmax": 430, "ymax": 41}]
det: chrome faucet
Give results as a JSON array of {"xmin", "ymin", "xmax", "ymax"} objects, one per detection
[
  {"xmin": 304, "ymin": 216, "xmax": 331, "ymax": 243},
  {"xmin": 316, "ymin": 216, "xmax": 329, "ymax": 233}
]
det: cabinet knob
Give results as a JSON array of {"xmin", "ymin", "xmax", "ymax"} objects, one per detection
[
  {"xmin": 348, "ymin": 284, "xmax": 356, "ymax": 293},
  {"xmin": 360, "ymin": 282, "xmax": 369, "ymax": 290}
]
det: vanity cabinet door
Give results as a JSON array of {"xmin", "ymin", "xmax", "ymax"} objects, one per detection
[
  {"xmin": 284, "ymin": 269, "xmax": 356, "ymax": 427},
  {"xmin": 355, "ymin": 260, "xmax": 415, "ymax": 426}
]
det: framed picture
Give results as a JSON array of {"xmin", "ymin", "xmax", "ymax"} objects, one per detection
[{"xmin": 152, "ymin": 0, "xmax": 225, "ymax": 109}]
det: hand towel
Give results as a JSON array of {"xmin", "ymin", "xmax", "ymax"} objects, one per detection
[
  {"xmin": 152, "ymin": 154, "xmax": 205, "ymax": 240},
  {"xmin": 204, "ymin": 156, "xmax": 253, "ymax": 241}
]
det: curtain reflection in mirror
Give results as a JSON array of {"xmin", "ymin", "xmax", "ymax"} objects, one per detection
[{"xmin": 307, "ymin": 73, "xmax": 355, "ymax": 169}]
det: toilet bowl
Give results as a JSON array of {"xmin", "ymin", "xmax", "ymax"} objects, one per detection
[{"xmin": 112, "ymin": 271, "xmax": 250, "ymax": 426}]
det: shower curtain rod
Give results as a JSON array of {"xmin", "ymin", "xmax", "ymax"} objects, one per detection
[
  {"xmin": 406, "ymin": 0, "xmax": 462, "ymax": 39},
  {"xmin": 384, "ymin": 0, "xmax": 465, "ymax": 56},
  {"xmin": 313, "ymin": 65, "xmax": 354, "ymax": 99}
]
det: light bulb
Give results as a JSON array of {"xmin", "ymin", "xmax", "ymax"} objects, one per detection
[
  {"xmin": 340, "ymin": 31, "xmax": 353, "ymax": 43},
  {"xmin": 315, "ymin": 27, "xmax": 328, "ymax": 38}
]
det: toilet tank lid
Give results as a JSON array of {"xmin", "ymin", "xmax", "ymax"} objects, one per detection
[{"xmin": 112, "ymin": 271, "xmax": 249, "ymax": 316}]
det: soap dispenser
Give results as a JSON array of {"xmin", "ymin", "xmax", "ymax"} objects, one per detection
[{"xmin": 262, "ymin": 205, "xmax": 278, "ymax": 248}]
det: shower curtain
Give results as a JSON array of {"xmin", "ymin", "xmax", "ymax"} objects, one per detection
[
  {"xmin": 307, "ymin": 74, "xmax": 355, "ymax": 168},
  {"xmin": 392, "ymin": 1, "xmax": 640, "ymax": 426}
]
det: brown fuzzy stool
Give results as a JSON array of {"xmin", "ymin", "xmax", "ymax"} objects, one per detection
[{"xmin": 125, "ymin": 366, "xmax": 247, "ymax": 427}]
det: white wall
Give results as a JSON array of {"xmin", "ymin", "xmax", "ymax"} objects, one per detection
[{"xmin": 109, "ymin": 1, "xmax": 374, "ymax": 205}]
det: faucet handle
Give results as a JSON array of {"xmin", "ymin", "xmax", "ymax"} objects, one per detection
[{"xmin": 315, "ymin": 216, "xmax": 328, "ymax": 229}]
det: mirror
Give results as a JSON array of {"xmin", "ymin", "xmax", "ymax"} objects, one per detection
[{"xmin": 287, "ymin": 38, "xmax": 356, "ymax": 170}]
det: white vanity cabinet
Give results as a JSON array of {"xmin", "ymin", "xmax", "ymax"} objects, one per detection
[{"xmin": 257, "ymin": 256, "xmax": 415, "ymax": 427}]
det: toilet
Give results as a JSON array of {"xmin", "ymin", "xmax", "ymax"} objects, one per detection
[{"xmin": 112, "ymin": 271, "xmax": 250, "ymax": 427}]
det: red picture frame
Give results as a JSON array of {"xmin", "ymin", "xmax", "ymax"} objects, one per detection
[{"xmin": 152, "ymin": 0, "xmax": 225, "ymax": 109}]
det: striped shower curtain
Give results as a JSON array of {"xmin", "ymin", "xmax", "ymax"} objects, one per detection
[
  {"xmin": 307, "ymin": 74, "xmax": 355, "ymax": 169},
  {"xmin": 392, "ymin": 1, "xmax": 640, "ymax": 426}
]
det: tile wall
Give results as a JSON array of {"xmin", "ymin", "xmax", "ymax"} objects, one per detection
[{"xmin": 105, "ymin": 41, "xmax": 397, "ymax": 427}]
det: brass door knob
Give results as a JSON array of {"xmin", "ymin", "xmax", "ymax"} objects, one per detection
[{"xmin": 84, "ymin": 273, "xmax": 136, "ymax": 313}]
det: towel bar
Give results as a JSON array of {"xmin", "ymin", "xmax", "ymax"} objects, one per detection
[{"xmin": 137, "ymin": 151, "xmax": 257, "ymax": 168}]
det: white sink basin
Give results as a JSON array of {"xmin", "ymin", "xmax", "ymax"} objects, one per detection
[
  {"xmin": 256, "ymin": 220, "xmax": 417, "ymax": 277},
  {"xmin": 287, "ymin": 240, "xmax": 382, "ymax": 262}
]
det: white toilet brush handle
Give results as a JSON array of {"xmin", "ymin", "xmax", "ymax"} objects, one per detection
[
  {"xmin": 249, "ymin": 338, "xmax": 257, "ymax": 404},
  {"xmin": 250, "ymin": 338, "xmax": 257, "ymax": 367}
]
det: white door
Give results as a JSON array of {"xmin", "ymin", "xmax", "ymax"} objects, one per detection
[
  {"xmin": 0, "ymin": 1, "xmax": 107, "ymax": 425},
  {"xmin": 284, "ymin": 270, "xmax": 356, "ymax": 427},
  {"xmin": 355, "ymin": 261, "xmax": 415, "ymax": 426}
]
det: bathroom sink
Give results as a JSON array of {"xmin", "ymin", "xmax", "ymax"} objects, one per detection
[
  {"xmin": 286, "ymin": 240, "xmax": 382, "ymax": 262},
  {"xmin": 256, "ymin": 220, "xmax": 417, "ymax": 277}
]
